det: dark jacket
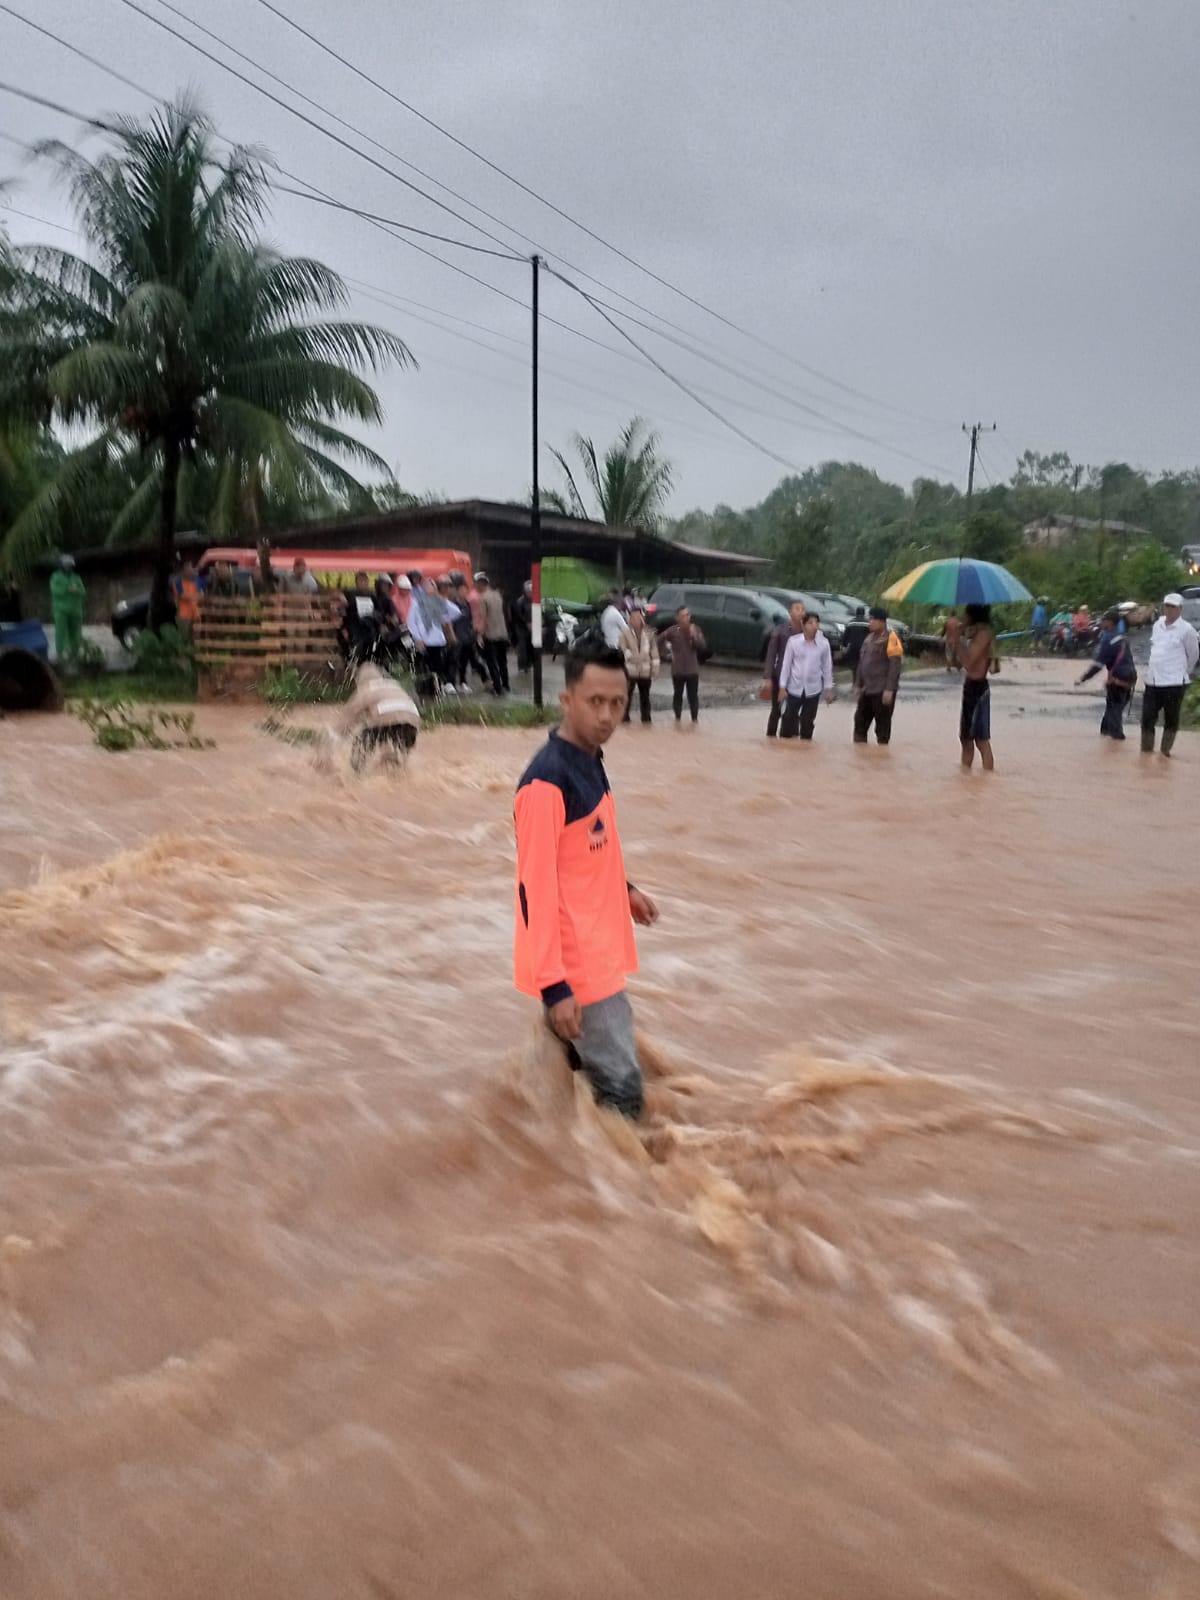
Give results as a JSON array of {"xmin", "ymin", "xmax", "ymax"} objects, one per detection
[
  {"xmin": 1080, "ymin": 631, "xmax": 1137, "ymax": 686},
  {"xmin": 765, "ymin": 622, "xmax": 796, "ymax": 682},
  {"xmin": 660, "ymin": 623, "xmax": 707, "ymax": 677},
  {"xmin": 854, "ymin": 629, "xmax": 904, "ymax": 696}
]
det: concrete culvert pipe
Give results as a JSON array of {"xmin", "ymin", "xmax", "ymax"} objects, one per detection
[{"xmin": 0, "ymin": 648, "xmax": 65, "ymax": 713}]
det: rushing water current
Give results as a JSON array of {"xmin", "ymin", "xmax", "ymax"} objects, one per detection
[{"xmin": 1, "ymin": 660, "xmax": 1197, "ymax": 1598}]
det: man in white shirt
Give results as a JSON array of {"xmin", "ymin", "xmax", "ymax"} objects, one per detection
[
  {"xmin": 1141, "ymin": 592, "xmax": 1199, "ymax": 757},
  {"xmin": 777, "ymin": 611, "xmax": 835, "ymax": 740},
  {"xmin": 600, "ymin": 591, "xmax": 627, "ymax": 651}
]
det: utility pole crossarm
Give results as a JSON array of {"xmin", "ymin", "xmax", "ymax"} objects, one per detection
[{"xmin": 962, "ymin": 420, "xmax": 997, "ymax": 527}]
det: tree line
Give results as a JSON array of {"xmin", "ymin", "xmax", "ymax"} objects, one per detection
[{"xmin": 668, "ymin": 453, "xmax": 1195, "ymax": 609}]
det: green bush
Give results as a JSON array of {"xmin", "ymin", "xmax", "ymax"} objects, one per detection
[
  {"xmin": 1181, "ymin": 683, "xmax": 1200, "ymax": 732},
  {"xmin": 71, "ymin": 697, "xmax": 215, "ymax": 752},
  {"xmin": 132, "ymin": 624, "xmax": 195, "ymax": 681}
]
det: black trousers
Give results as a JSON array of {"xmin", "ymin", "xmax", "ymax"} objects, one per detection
[
  {"xmin": 672, "ymin": 674, "xmax": 699, "ymax": 721},
  {"xmin": 853, "ymin": 691, "xmax": 894, "ymax": 745},
  {"xmin": 766, "ymin": 676, "xmax": 782, "ymax": 736},
  {"xmin": 623, "ymin": 676, "xmax": 653, "ymax": 722},
  {"xmin": 482, "ymin": 639, "xmax": 509, "ymax": 693},
  {"xmin": 1100, "ymin": 683, "xmax": 1132, "ymax": 738},
  {"xmin": 780, "ymin": 692, "xmax": 820, "ymax": 740},
  {"xmin": 1141, "ymin": 683, "xmax": 1185, "ymax": 751},
  {"xmin": 414, "ymin": 643, "xmax": 448, "ymax": 698}
]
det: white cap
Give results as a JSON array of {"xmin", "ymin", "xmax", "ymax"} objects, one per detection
[
  {"xmin": 1164, "ymin": 592, "xmax": 1184, "ymax": 607},
  {"xmin": 394, "ymin": 575, "xmax": 412, "ymax": 591}
]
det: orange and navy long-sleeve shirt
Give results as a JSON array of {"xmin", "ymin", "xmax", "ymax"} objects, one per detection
[{"xmin": 513, "ymin": 730, "xmax": 638, "ymax": 1008}]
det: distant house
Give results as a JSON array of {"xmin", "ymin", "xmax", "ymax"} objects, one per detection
[{"xmin": 1022, "ymin": 514, "xmax": 1151, "ymax": 549}]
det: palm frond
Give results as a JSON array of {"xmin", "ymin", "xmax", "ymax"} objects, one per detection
[
  {"xmin": 0, "ymin": 430, "xmax": 118, "ymax": 576},
  {"xmin": 547, "ymin": 447, "xmax": 589, "ymax": 518}
]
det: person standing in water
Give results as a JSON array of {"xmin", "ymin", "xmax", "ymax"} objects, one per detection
[
  {"xmin": 660, "ymin": 605, "xmax": 707, "ymax": 724},
  {"xmin": 852, "ymin": 606, "xmax": 903, "ymax": 745},
  {"xmin": 777, "ymin": 611, "xmax": 835, "ymax": 740},
  {"xmin": 513, "ymin": 637, "xmax": 660, "ymax": 1119},
  {"xmin": 762, "ymin": 600, "xmax": 806, "ymax": 738},
  {"xmin": 1140, "ymin": 592, "xmax": 1199, "ymax": 757},
  {"xmin": 958, "ymin": 603, "xmax": 996, "ymax": 771},
  {"xmin": 1076, "ymin": 609, "xmax": 1137, "ymax": 740}
]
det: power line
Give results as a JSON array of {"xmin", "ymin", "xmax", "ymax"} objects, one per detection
[
  {"xmin": 571, "ymin": 287, "xmax": 959, "ymax": 466},
  {"xmin": 346, "ymin": 283, "xmax": 779, "ymax": 460},
  {"xmin": 7, "ymin": 4, "xmax": 957, "ymax": 458},
  {"xmin": 136, "ymin": 0, "xmax": 950, "ymax": 440},
  {"xmin": 544, "ymin": 264, "xmax": 814, "ymax": 479},
  {"xmin": 111, "ymin": 0, "xmax": 534, "ymax": 258},
  {"xmin": 0, "ymin": 201, "xmax": 81, "ymax": 235},
  {"xmin": 0, "ymin": 14, "xmax": 958, "ymax": 480},
  {"xmin": 344, "ymin": 274, "xmax": 883, "ymax": 449},
  {"xmin": 0, "ymin": 4, "xmax": 149, "ymax": 104},
  {"xmin": 147, "ymin": 0, "xmax": 543, "ymax": 260},
  {"xmin": 247, "ymin": 0, "xmax": 954, "ymax": 428},
  {"xmin": 270, "ymin": 183, "xmax": 522, "ymax": 259}
]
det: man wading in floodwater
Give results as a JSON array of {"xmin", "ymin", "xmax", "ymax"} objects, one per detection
[{"xmin": 513, "ymin": 637, "xmax": 660, "ymax": 1118}]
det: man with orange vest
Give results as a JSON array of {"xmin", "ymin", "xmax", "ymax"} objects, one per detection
[
  {"xmin": 171, "ymin": 558, "xmax": 203, "ymax": 638},
  {"xmin": 513, "ymin": 637, "xmax": 660, "ymax": 1118},
  {"xmin": 852, "ymin": 606, "xmax": 905, "ymax": 745}
]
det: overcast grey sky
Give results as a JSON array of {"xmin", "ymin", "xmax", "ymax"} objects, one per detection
[{"xmin": 2, "ymin": 0, "xmax": 1198, "ymax": 515}]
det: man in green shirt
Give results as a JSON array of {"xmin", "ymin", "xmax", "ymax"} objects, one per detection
[{"xmin": 49, "ymin": 555, "xmax": 86, "ymax": 661}]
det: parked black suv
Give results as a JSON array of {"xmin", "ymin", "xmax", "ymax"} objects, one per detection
[{"xmin": 647, "ymin": 583, "xmax": 788, "ymax": 662}]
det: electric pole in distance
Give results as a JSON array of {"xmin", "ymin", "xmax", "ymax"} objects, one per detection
[
  {"xmin": 962, "ymin": 422, "xmax": 997, "ymax": 525},
  {"xmin": 530, "ymin": 254, "xmax": 543, "ymax": 709}
]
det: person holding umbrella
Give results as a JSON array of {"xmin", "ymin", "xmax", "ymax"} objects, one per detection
[{"xmin": 958, "ymin": 603, "xmax": 996, "ymax": 771}]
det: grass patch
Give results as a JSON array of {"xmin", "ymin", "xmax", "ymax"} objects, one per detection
[
  {"xmin": 1181, "ymin": 682, "xmax": 1200, "ymax": 731},
  {"xmin": 262, "ymin": 665, "xmax": 352, "ymax": 706},
  {"xmin": 423, "ymin": 696, "xmax": 560, "ymax": 729},
  {"xmin": 64, "ymin": 671, "xmax": 197, "ymax": 705}
]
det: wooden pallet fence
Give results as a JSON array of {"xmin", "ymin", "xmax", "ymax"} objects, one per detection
[{"xmin": 195, "ymin": 592, "xmax": 343, "ymax": 696}]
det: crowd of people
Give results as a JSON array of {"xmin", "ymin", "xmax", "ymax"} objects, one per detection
[{"xmin": 308, "ymin": 563, "xmax": 516, "ymax": 700}]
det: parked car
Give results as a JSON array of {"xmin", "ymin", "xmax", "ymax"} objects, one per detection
[
  {"xmin": 646, "ymin": 583, "xmax": 789, "ymax": 662},
  {"xmin": 111, "ymin": 568, "xmax": 258, "ymax": 652},
  {"xmin": 809, "ymin": 589, "xmax": 910, "ymax": 640},
  {"xmin": 753, "ymin": 586, "xmax": 845, "ymax": 649}
]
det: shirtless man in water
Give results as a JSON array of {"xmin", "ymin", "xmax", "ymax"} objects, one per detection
[
  {"xmin": 513, "ymin": 636, "xmax": 659, "ymax": 1118},
  {"xmin": 958, "ymin": 603, "xmax": 996, "ymax": 771}
]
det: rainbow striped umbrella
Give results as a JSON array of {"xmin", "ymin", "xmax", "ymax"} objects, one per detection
[{"xmin": 882, "ymin": 558, "xmax": 1032, "ymax": 607}]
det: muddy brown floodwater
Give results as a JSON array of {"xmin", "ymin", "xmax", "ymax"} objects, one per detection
[{"xmin": 0, "ymin": 659, "xmax": 1197, "ymax": 1599}]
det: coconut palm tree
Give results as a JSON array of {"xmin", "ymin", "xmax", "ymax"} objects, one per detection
[
  {"xmin": 548, "ymin": 416, "xmax": 673, "ymax": 531},
  {"xmin": 0, "ymin": 97, "xmax": 411, "ymax": 622}
]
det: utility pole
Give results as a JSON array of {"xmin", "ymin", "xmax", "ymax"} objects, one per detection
[
  {"xmin": 962, "ymin": 421, "xmax": 997, "ymax": 524},
  {"xmin": 530, "ymin": 254, "xmax": 543, "ymax": 709}
]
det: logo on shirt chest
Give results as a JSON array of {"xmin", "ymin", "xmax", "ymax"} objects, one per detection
[{"xmin": 588, "ymin": 816, "xmax": 609, "ymax": 852}]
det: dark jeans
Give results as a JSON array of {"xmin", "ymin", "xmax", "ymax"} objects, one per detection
[
  {"xmin": 1101, "ymin": 682, "xmax": 1133, "ymax": 738},
  {"xmin": 482, "ymin": 639, "xmax": 510, "ymax": 694},
  {"xmin": 780, "ymin": 692, "xmax": 820, "ymax": 740},
  {"xmin": 766, "ymin": 677, "xmax": 782, "ymax": 736},
  {"xmin": 853, "ymin": 691, "xmax": 894, "ymax": 745},
  {"xmin": 1141, "ymin": 683, "xmax": 1185, "ymax": 752},
  {"xmin": 623, "ymin": 676, "xmax": 653, "ymax": 723},
  {"xmin": 672, "ymin": 674, "xmax": 699, "ymax": 721},
  {"xmin": 414, "ymin": 643, "xmax": 447, "ymax": 698}
]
